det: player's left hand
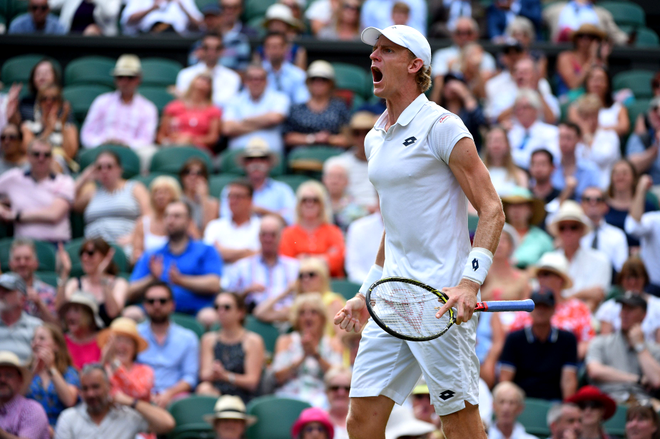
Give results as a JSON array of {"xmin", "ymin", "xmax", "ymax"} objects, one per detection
[{"xmin": 436, "ymin": 279, "xmax": 479, "ymax": 324}]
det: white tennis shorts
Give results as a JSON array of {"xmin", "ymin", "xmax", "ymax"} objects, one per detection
[{"xmin": 349, "ymin": 314, "xmax": 481, "ymax": 416}]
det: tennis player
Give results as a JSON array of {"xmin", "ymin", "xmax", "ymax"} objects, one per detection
[{"xmin": 334, "ymin": 25, "xmax": 505, "ymax": 439}]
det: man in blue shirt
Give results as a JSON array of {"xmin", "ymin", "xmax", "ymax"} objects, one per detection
[
  {"xmin": 8, "ymin": 0, "xmax": 66, "ymax": 34},
  {"xmin": 551, "ymin": 122, "xmax": 601, "ymax": 200},
  {"xmin": 261, "ymin": 32, "xmax": 309, "ymax": 105},
  {"xmin": 137, "ymin": 281, "xmax": 199, "ymax": 408},
  {"xmin": 129, "ymin": 200, "xmax": 222, "ymax": 315}
]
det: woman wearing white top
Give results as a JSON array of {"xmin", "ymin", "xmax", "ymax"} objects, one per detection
[
  {"xmin": 49, "ymin": 0, "xmax": 121, "ymax": 35},
  {"xmin": 481, "ymin": 126, "xmax": 528, "ymax": 196}
]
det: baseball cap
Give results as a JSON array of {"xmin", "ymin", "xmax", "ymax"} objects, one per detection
[
  {"xmin": 616, "ymin": 291, "xmax": 647, "ymax": 311},
  {"xmin": 530, "ymin": 288, "xmax": 555, "ymax": 307},
  {"xmin": 0, "ymin": 273, "xmax": 27, "ymax": 295},
  {"xmin": 361, "ymin": 25, "xmax": 431, "ymax": 67}
]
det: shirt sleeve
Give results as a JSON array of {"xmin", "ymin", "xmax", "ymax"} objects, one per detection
[
  {"xmin": 129, "ymin": 99, "xmax": 158, "ymax": 148},
  {"xmin": 497, "ymin": 332, "xmax": 518, "ymax": 370},
  {"xmin": 54, "ymin": 408, "xmax": 73, "ymax": 439},
  {"xmin": 80, "ymin": 95, "xmax": 108, "ymax": 148},
  {"xmin": 54, "ymin": 175, "xmax": 75, "ymax": 203},
  {"xmin": 181, "ymin": 332, "xmax": 200, "ymax": 388},
  {"xmin": 201, "ymin": 244, "xmax": 223, "ymax": 276},
  {"xmin": 19, "ymin": 399, "xmax": 50, "ymax": 439},
  {"xmin": 427, "ymin": 113, "xmax": 474, "ymax": 164},
  {"xmin": 130, "ymin": 252, "xmax": 152, "ymax": 282},
  {"xmin": 274, "ymin": 93, "xmax": 291, "ymax": 116},
  {"xmin": 625, "ymin": 134, "xmax": 646, "ymax": 156},
  {"xmin": 203, "ymin": 221, "xmax": 219, "ymax": 245},
  {"xmin": 625, "ymin": 212, "xmax": 658, "ymax": 238},
  {"xmin": 562, "ymin": 332, "xmax": 579, "ymax": 368},
  {"xmin": 279, "ymin": 184, "xmax": 297, "ymax": 225},
  {"xmin": 585, "ymin": 335, "xmax": 606, "ymax": 365}
]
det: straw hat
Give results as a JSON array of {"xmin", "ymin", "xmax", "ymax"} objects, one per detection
[
  {"xmin": 501, "ymin": 187, "xmax": 546, "ymax": 226},
  {"xmin": 291, "ymin": 408, "xmax": 334, "ymax": 439},
  {"xmin": 349, "ymin": 112, "xmax": 377, "ymax": 131},
  {"xmin": 385, "ymin": 405, "xmax": 436, "ymax": 439},
  {"xmin": 571, "ymin": 24, "xmax": 606, "ymax": 43},
  {"xmin": 0, "ymin": 351, "xmax": 31, "ymax": 394},
  {"xmin": 203, "ymin": 395, "xmax": 257, "ymax": 425},
  {"xmin": 58, "ymin": 291, "xmax": 105, "ymax": 329},
  {"xmin": 263, "ymin": 4, "xmax": 302, "ymax": 29},
  {"xmin": 531, "ymin": 252, "xmax": 574, "ymax": 290},
  {"xmin": 237, "ymin": 137, "xmax": 278, "ymax": 166},
  {"xmin": 307, "ymin": 60, "xmax": 335, "ymax": 81},
  {"xmin": 112, "ymin": 54, "xmax": 142, "ymax": 77},
  {"xmin": 547, "ymin": 200, "xmax": 592, "ymax": 237},
  {"xmin": 566, "ymin": 385, "xmax": 616, "ymax": 420},
  {"xmin": 97, "ymin": 317, "xmax": 148, "ymax": 353}
]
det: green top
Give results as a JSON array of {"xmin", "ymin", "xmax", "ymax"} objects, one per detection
[{"xmin": 513, "ymin": 226, "xmax": 555, "ymax": 269}]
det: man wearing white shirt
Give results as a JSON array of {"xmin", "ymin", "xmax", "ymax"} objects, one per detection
[
  {"xmin": 487, "ymin": 382, "xmax": 537, "ymax": 439},
  {"xmin": 337, "ymin": 112, "xmax": 378, "ymax": 209},
  {"xmin": 176, "ymin": 34, "xmax": 241, "ymax": 109},
  {"xmin": 345, "ymin": 209, "xmax": 383, "ymax": 284},
  {"xmin": 625, "ymin": 175, "xmax": 660, "ymax": 295},
  {"xmin": 121, "ymin": 0, "xmax": 202, "ymax": 35},
  {"xmin": 580, "ymin": 187, "xmax": 628, "ymax": 273},
  {"xmin": 507, "ymin": 89, "xmax": 559, "ymax": 170},
  {"xmin": 223, "ymin": 64, "xmax": 290, "ymax": 153},
  {"xmin": 204, "ymin": 180, "xmax": 260, "ymax": 267}
]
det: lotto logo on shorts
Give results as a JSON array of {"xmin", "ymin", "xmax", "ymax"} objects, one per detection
[
  {"xmin": 439, "ymin": 390, "xmax": 455, "ymax": 400},
  {"xmin": 403, "ymin": 136, "xmax": 417, "ymax": 147}
]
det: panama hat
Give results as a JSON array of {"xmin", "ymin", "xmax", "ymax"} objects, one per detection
[
  {"xmin": 97, "ymin": 317, "xmax": 148, "ymax": 353},
  {"xmin": 112, "ymin": 54, "xmax": 142, "ymax": 77},
  {"xmin": 236, "ymin": 137, "xmax": 279, "ymax": 167},
  {"xmin": 566, "ymin": 385, "xmax": 616, "ymax": 420},
  {"xmin": 307, "ymin": 60, "xmax": 335, "ymax": 81},
  {"xmin": 571, "ymin": 24, "xmax": 606, "ymax": 43},
  {"xmin": 203, "ymin": 395, "xmax": 257, "ymax": 425},
  {"xmin": 531, "ymin": 252, "xmax": 574, "ymax": 290},
  {"xmin": 263, "ymin": 3, "xmax": 302, "ymax": 29},
  {"xmin": 0, "ymin": 351, "xmax": 31, "ymax": 394},
  {"xmin": 349, "ymin": 112, "xmax": 377, "ymax": 131},
  {"xmin": 547, "ymin": 200, "xmax": 592, "ymax": 237},
  {"xmin": 501, "ymin": 187, "xmax": 546, "ymax": 226},
  {"xmin": 58, "ymin": 290, "xmax": 105, "ymax": 329}
]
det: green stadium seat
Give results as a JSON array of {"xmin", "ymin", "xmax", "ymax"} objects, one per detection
[
  {"xmin": 246, "ymin": 16, "xmax": 266, "ymax": 38},
  {"xmin": 64, "ymin": 238, "xmax": 129, "ymax": 278},
  {"xmin": 246, "ymin": 396, "xmax": 311, "ymax": 439},
  {"xmin": 217, "ymin": 148, "xmax": 285, "ymax": 176},
  {"xmin": 603, "ymin": 404, "xmax": 627, "ymax": 436},
  {"xmin": 64, "ymin": 56, "xmax": 116, "ymax": 87},
  {"xmin": 209, "ymin": 173, "xmax": 241, "ymax": 198},
  {"xmin": 78, "ymin": 145, "xmax": 141, "ymax": 179},
  {"xmin": 517, "ymin": 398, "xmax": 552, "ymax": 437},
  {"xmin": 330, "ymin": 279, "xmax": 360, "ymax": 301},
  {"xmin": 8, "ymin": 0, "xmax": 27, "ymax": 21},
  {"xmin": 273, "ymin": 174, "xmax": 314, "ymax": 192},
  {"xmin": 619, "ymin": 25, "xmax": 660, "ymax": 47},
  {"xmin": 287, "ymin": 146, "xmax": 343, "ymax": 174},
  {"xmin": 70, "ymin": 212, "xmax": 85, "ymax": 240},
  {"xmin": 244, "ymin": 315, "xmax": 280, "ymax": 356},
  {"xmin": 613, "ymin": 70, "xmax": 655, "ymax": 100},
  {"xmin": 1, "ymin": 54, "xmax": 47, "ymax": 85},
  {"xmin": 167, "ymin": 395, "xmax": 217, "ymax": 439},
  {"xmin": 0, "ymin": 238, "xmax": 56, "ymax": 272},
  {"xmin": 243, "ymin": 0, "xmax": 276, "ymax": 21},
  {"xmin": 332, "ymin": 62, "xmax": 371, "ymax": 100},
  {"xmin": 62, "ymin": 84, "xmax": 112, "ymax": 122},
  {"xmin": 627, "ymin": 98, "xmax": 651, "ymax": 130},
  {"xmin": 36, "ymin": 271, "xmax": 59, "ymax": 288},
  {"xmin": 170, "ymin": 313, "xmax": 206, "ymax": 339},
  {"xmin": 599, "ymin": 1, "xmax": 645, "ymax": 27},
  {"xmin": 141, "ymin": 58, "xmax": 183, "ymax": 87},
  {"xmin": 149, "ymin": 146, "xmax": 213, "ymax": 175},
  {"xmin": 139, "ymin": 86, "xmax": 175, "ymax": 113}
]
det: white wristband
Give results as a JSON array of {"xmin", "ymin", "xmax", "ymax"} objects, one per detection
[
  {"xmin": 461, "ymin": 248, "xmax": 493, "ymax": 286},
  {"xmin": 359, "ymin": 264, "xmax": 383, "ymax": 295}
]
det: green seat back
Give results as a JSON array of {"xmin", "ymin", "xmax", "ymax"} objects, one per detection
[
  {"xmin": 8, "ymin": 0, "xmax": 27, "ymax": 21},
  {"xmin": 36, "ymin": 271, "xmax": 59, "ymax": 288},
  {"xmin": 62, "ymin": 84, "xmax": 112, "ymax": 122},
  {"xmin": 243, "ymin": 0, "xmax": 276, "ymax": 21},
  {"xmin": 517, "ymin": 398, "xmax": 553, "ymax": 437},
  {"xmin": 247, "ymin": 16, "xmax": 266, "ymax": 38},
  {"xmin": 70, "ymin": 212, "xmax": 85, "ymax": 240},
  {"xmin": 64, "ymin": 56, "xmax": 115, "ymax": 87},
  {"xmin": 613, "ymin": 70, "xmax": 655, "ymax": 99},
  {"xmin": 168, "ymin": 425, "xmax": 215, "ymax": 439},
  {"xmin": 330, "ymin": 279, "xmax": 360, "ymax": 301},
  {"xmin": 78, "ymin": 145, "xmax": 141, "ymax": 179},
  {"xmin": 209, "ymin": 173, "xmax": 241, "ymax": 198},
  {"xmin": 603, "ymin": 404, "xmax": 627, "ymax": 436},
  {"xmin": 139, "ymin": 86, "xmax": 175, "ymax": 114},
  {"xmin": 141, "ymin": 58, "xmax": 183, "ymax": 87},
  {"xmin": 287, "ymin": 146, "xmax": 343, "ymax": 173},
  {"xmin": 64, "ymin": 238, "xmax": 129, "ymax": 278},
  {"xmin": 246, "ymin": 396, "xmax": 311, "ymax": 439},
  {"xmin": 0, "ymin": 238, "xmax": 56, "ymax": 272},
  {"xmin": 621, "ymin": 26, "xmax": 660, "ymax": 48},
  {"xmin": 217, "ymin": 148, "xmax": 284, "ymax": 176},
  {"xmin": 599, "ymin": 1, "xmax": 645, "ymax": 27},
  {"xmin": 170, "ymin": 313, "xmax": 206, "ymax": 339},
  {"xmin": 167, "ymin": 395, "xmax": 217, "ymax": 439},
  {"xmin": 130, "ymin": 172, "xmax": 171, "ymax": 190},
  {"xmin": 273, "ymin": 174, "xmax": 314, "ymax": 192},
  {"xmin": 150, "ymin": 147, "xmax": 213, "ymax": 176},
  {"xmin": 627, "ymin": 99, "xmax": 651, "ymax": 129},
  {"xmin": 332, "ymin": 62, "xmax": 371, "ymax": 99},
  {"xmin": 1, "ymin": 54, "xmax": 56, "ymax": 85},
  {"xmin": 244, "ymin": 315, "xmax": 280, "ymax": 356}
]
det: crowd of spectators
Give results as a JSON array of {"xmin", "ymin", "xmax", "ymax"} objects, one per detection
[{"xmin": 2, "ymin": 0, "xmax": 660, "ymax": 438}]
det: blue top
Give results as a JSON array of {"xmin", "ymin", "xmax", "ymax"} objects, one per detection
[
  {"xmin": 131, "ymin": 240, "xmax": 223, "ymax": 314},
  {"xmin": 220, "ymin": 178, "xmax": 296, "ymax": 225},
  {"xmin": 551, "ymin": 159, "xmax": 601, "ymax": 200},
  {"xmin": 137, "ymin": 321, "xmax": 200, "ymax": 393},
  {"xmin": 8, "ymin": 14, "xmax": 66, "ymax": 34},
  {"xmin": 262, "ymin": 60, "xmax": 310, "ymax": 105},
  {"xmin": 26, "ymin": 366, "xmax": 80, "ymax": 426},
  {"xmin": 626, "ymin": 132, "xmax": 660, "ymax": 185}
]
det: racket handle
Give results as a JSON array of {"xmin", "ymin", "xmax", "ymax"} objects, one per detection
[{"xmin": 476, "ymin": 299, "xmax": 535, "ymax": 312}]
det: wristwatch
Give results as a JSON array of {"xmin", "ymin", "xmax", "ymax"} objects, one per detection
[
  {"xmin": 634, "ymin": 342, "xmax": 647, "ymax": 353},
  {"xmin": 130, "ymin": 398, "xmax": 139, "ymax": 409}
]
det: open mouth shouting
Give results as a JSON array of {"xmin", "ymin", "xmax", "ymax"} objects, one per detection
[{"xmin": 371, "ymin": 66, "xmax": 383, "ymax": 85}]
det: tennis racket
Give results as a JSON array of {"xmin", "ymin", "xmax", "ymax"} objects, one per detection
[{"xmin": 365, "ymin": 277, "xmax": 535, "ymax": 341}]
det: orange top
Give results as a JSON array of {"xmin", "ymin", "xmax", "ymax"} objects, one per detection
[
  {"xmin": 111, "ymin": 363, "xmax": 154, "ymax": 402},
  {"xmin": 280, "ymin": 223, "xmax": 346, "ymax": 277}
]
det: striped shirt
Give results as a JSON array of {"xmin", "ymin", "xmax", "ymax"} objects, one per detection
[
  {"xmin": 84, "ymin": 180, "xmax": 141, "ymax": 244},
  {"xmin": 0, "ymin": 312, "xmax": 43, "ymax": 362},
  {"xmin": 0, "ymin": 395, "xmax": 50, "ymax": 439},
  {"xmin": 80, "ymin": 91, "xmax": 158, "ymax": 150}
]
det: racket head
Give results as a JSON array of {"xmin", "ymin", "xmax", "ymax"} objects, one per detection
[{"xmin": 365, "ymin": 277, "xmax": 456, "ymax": 342}]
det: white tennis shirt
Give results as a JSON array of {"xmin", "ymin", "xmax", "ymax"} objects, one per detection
[{"xmin": 366, "ymin": 93, "xmax": 474, "ymax": 289}]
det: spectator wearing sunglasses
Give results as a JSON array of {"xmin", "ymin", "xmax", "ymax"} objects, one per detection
[
  {"xmin": 324, "ymin": 367, "xmax": 351, "ymax": 439},
  {"xmin": 0, "ymin": 124, "xmax": 27, "ymax": 175},
  {"xmin": 179, "ymin": 158, "xmax": 219, "ymax": 232},
  {"xmin": 292, "ymin": 407, "xmax": 335, "ymax": 439},
  {"xmin": 566, "ymin": 385, "xmax": 617, "ymax": 439},
  {"xmin": 136, "ymin": 281, "xmax": 200, "ymax": 408},
  {"xmin": 0, "ymin": 139, "xmax": 74, "ymax": 243},
  {"xmin": 197, "ymin": 292, "xmax": 265, "ymax": 403},
  {"xmin": 8, "ymin": 0, "xmax": 66, "ymax": 34}
]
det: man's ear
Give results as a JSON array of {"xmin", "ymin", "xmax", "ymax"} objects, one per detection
[{"xmin": 408, "ymin": 58, "xmax": 424, "ymax": 75}]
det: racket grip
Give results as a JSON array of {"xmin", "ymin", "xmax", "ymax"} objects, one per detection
[{"xmin": 477, "ymin": 299, "xmax": 535, "ymax": 312}]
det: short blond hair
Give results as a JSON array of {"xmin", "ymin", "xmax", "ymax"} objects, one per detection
[
  {"xmin": 295, "ymin": 180, "xmax": 333, "ymax": 224},
  {"xmin": 183, "ymin": 73, "xmax": 213, "ymax": 104},
  {"xmin": 576, "ymin": 93, "xmax": 602, "ymax": 116},
  {"xmin": 297, "ymin": 257, "xmax": 331, "ymax": 295},
  {"xmin": 150, "ymin": 176, "xmax": 182, "ymax": 208},
  {"xmin": 289, "ymin": 293, "xmax": 327, "ymax": 330}
]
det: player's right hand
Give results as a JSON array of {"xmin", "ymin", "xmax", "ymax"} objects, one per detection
[{"xmin": 334, "ymin": 295, "xmax": 369, "ymax": 333}]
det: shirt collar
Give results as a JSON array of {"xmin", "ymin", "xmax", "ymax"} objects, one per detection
[
  {"xmin": 375, "ymin": 93, "xmax": 428, "ymax": 131},
  {"xmin": 524, "ymin": 325, "xmax": 558, "ymax": 343},
  {"xmin": 24, "ymin": 168, "xmax": 55, "ymax": 180}
]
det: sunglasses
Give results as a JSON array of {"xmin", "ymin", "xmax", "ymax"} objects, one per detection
[
  {"xmin": 30, "ymin": 5, "xmax": 48, "ymax": 11},
  {"xmin": 558, "ymin": 224, "xmax": 582, "ymax": 232},
  {"xmin": 301, "ymin": 197, "xmax": 320, "ymax": 204},
  {"xmin": 214, "ymin": 304, "xmax": 234, "ymax": 311},
  {"xmin": 299, "ymin": 271, "xmax": 318, "ymax": 280},
  {"xmin": 259, "ymin": 231, "xmax": 278, "ymax": 237},
  {"xmin": 0, "ymin": 134, "xmax": 18, "ymax": 141},
  {"xmin": 310, "ymin": 77, "xmax": 331, "ymax": 83},
  {"xmin": 39, "ymin": 96, "xmax": 60, "ymax": 102},
  {"xmin": 145, "ymin": 298, "xmax": 170, "ymax": 305},
  {"xmin": 202, "ymin": 45, "xmax": 223, "ymax": 51},
  {"xmin": 80, "ymin": 249, "xmax": 97, "ymax": 257},
  {"xmin": 246, "ymin": 75, "xmax": 267, "ymax": 82},
  {"xmin": 343, "ymin": 4, "xmax": 359, "ymax": 10},
  {"xmin": 579, "ymin": 401, "xmax": 603, "ymax": 410},
  {"xmin": 302, "ymin": 425, "xmax": 327, "ymax": 434},
  {"xmin": 582, "ymin": 196, "xmax": 604, "ymax": 203},
  {"xmin": 30, "ymin": 151, "xmax": 52, "ymax": 159},
  {"xmin": 115, "ymin": 76, "xmax": 137, "ymax": 81},
  {"xmin": 454, "ymin": 29, "xmax": 473, "ymax": 36},
  {"xmin": 96, "ymin": 163, "xmax": 115, "ymax": 171},
  {"xmin": 328, "ymin": 385, "xmax": 350, "ymax": 392}
]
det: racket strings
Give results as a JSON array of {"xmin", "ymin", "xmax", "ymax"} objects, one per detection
[{"xmin": 371, "ymin": 281, "xmax": 453, "ymax": 340}]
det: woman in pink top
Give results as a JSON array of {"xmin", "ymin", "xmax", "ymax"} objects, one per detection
[
  {"xmin": 157, "ymin": 73, "xmax": 222, "ymax": 153},
  {"xmin": 57, "ymin": 291, "xmax": 103, "ymax": 370}
]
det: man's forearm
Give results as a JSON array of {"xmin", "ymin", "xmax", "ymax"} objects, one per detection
[
  {"xmin": 587, "ymin": 362, "xmax": 638, "ymax": 383},
  {"xmin": 638, "ymin": 350, "xmax": 660, "ymax": 388},
  {"xmin": 472, "ymin": 200, "xmax": 505, "ymax": 254},
  {"xmin": 630, "ymin": 186, "xmax": 647, "ymax": 222},
  {"xmin": 561, "ymin": 368, "xmax": 578, "ymax": 399},
  {"xmin": 133, "ymin": 400, "xmax": 175, "ymax": 434},
  {"xmin": 164, "ymin": 380, "xmax": 192, "ymax": 397},
  {"xmin": 174, "ymin": 275, "xmax": 220, "ymax": 295},
  {"xmin": 127, "ymin": 275, "xmax": 155, "ymax": 303}
]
